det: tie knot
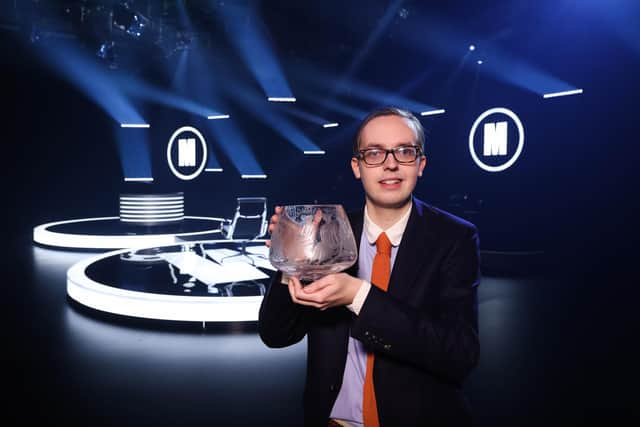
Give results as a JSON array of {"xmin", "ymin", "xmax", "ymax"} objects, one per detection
[{"xmin": 376, "ymin": 232, "xmax": 392, "ymax": 255}]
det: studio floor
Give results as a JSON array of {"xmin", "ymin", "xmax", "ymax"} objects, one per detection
[{"xmin": 6, "ymin": 230, "xmax": 637, "ymax": 427}]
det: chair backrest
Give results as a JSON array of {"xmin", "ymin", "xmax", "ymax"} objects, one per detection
[{"xmin": 226, "ymin": 197, "xmax": 268, "ymax": 240}]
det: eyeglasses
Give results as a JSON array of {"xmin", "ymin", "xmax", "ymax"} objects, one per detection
[{"xmin": 356, "ymin": 145, "xmax": 422, "ymax": 166}]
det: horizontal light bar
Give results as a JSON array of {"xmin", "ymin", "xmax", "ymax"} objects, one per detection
[
  {"xmin": 241, "ymin": 174, "xmax": 268, "ymax": 179},
  {"xmin": 119, "ymin": 203, "xmax": 183, "ymax": 207},
  {"xmin": 120, "ymin": 196, "xmax": 183, "ymax": 202},
  {"xmin": 207, "ymin": 114, "xmax": 230, "ymax": 120},
  {"xmin": 124, "ymin": 177, "xmax": 154, "ymax": 182},
  {"xmin": 543, "ymin": 89, "xmax": 583, "ymax": 99},
  {"xmin": 120, "ymin": 123, "xmax": 150, "ymax": 128},
  {"xmin": 304, "ymin": 150, "xmax": 325, "ymax": 155},
  {"xmin": 323, "ymin": 123, "xmax": 339, "ymax": 128},
  {"xmin": 32, "ymin": 217, "xmax": 224, "ymax": 249},
  {"xmin": 267, "ymin": 97, "xmax": 296, "ymax": 102},
  {"xmin": 205, "ymin": 168, "xmax": 224, "ymax": 172},
  {"xmin": 120, "ymin": 215, "xmax": 184, "ymax": 223},
  {"xmin": 120, "ymin": 211, "xmax": 184, "ymax": 217},
  {"xmin": 67, "ymin": 248, "xmax": 264, "ymax": 322},
  {"xmin": 120, "ymin": 208, "xmax": 184, "ymax": 216},
  {"xmin": 420, "ymin": 109, "xmax": 446, "ymax": 116}
]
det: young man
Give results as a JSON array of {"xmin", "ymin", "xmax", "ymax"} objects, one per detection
[{"xmin": 259, "ymin": 107, "xmax": 481, "ymax": 426}]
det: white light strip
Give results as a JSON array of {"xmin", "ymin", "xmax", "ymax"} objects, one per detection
[
  {"xmin": 67, "ymin": 247, "xmax": 264, "ymax": 322},
  {"xmin": 120, "ymin": 212, "xmax": 184, "ymax": 218},
  {"xmin": 420, "ymin": 109, "xmax": 446, "ymax": 116},
  {"xmin": 543, "ymin": 88, "xmax": 583, "ymax": 99},
  {"xmin": 120, "ymin": 204, "xmax": 182, "ymax": 210},
  {"xmin": 124, "ymin": 178, "xmax": 154, "ymax": 182},
  {"xmin": 205, "ymin": 168, "xmax": 224, "ymax": 172},
  {"xmin": 120, "ymin": 202, "xmax": 183, "ymax": 207},
  {"xmin": 33, "ymin": 216, "xmax": 223, "ymax": 249},
  {"xmin": 120, "ymin": 196, "xmax": 184, "ymax": 202},
  {"xmin": 323, "ymin": 123, "xmax": 339, "ymax": 128},
  {"xmin": 267, "ymin": 97, "xmax": 296, "ymax": 102},
  {"xmin": 121, "ymin": 124, "xmax": 150, "ymax": 128},
  {"xmin": 304, "ymin": 150, "xmax": 326, "ymax": 155},
  {"xmin": 207, "ymin": 114, "xmax": 230, "ymax": 119},
  {"xmin": 120, "ymin": 209, "xmax": 184, "ymax": 214},
  {"xmin": 120, "ymin": 217, "xmax": 183, "ymax": 223},
  {"xmin": 241, "ymin": 174, "xmax": 268, "ymax": 179}
]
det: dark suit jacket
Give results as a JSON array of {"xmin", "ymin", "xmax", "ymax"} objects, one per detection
[{"xmin": 258, "ymin": 197, "xmax": 481, "ymax": 426}]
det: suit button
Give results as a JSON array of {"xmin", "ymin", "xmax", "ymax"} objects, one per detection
[{"xmin": 330, "ymin": 384, "xmax": 338, "ymax": 392}]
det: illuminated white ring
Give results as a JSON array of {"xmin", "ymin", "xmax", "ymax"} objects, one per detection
[
  {"xmin": 468, "ymin": 107, "xmax": 524, "ymax": 172},
  {"xmin": 33, "ymin": 216, "xmax": 227, "ymax": 249},
  {"xmin": 67, "ymin": 245, "xmax": 264, "ymax": 322},
  {"xmin": 166, "ymin": 126, "xmax": 208, "ymax": 181}
]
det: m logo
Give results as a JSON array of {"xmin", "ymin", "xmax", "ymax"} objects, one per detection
[
  {"xmin": 167, "ymin": 126, "xmax": 208, "ymax": 180},
  {"xmin": 178, "ymin": 138, "xmax": 196, "ymax": 167},
  {"xmin": 483, "ymin": 122, "xmax": 508, "ymax": 156},
  {"xmin": 469, "ymin": 108, "xmax": 524, "ymax": 172}
]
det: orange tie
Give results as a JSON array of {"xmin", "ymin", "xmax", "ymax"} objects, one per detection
[{"xmin": 363, "ymin": 232, "xmax": 391, "ymax": 427}]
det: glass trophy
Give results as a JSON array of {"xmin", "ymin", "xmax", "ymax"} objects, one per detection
[{"xmin": 269, "ymin": 205, "xmax": 357, "ymax": 282}]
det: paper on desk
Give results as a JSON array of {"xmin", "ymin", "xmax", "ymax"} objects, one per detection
[
  {"xmin": 159, "ymin": 252, "xmax": 268, "ymax": 285},
  {"xmin": 206, "ymin": 248, "xmax": 276, "ymax": 271}
]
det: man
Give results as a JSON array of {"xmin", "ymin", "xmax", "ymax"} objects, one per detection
[{"xmin": 259, "ymin": 107, "xmax": 480, "ymax": 426}]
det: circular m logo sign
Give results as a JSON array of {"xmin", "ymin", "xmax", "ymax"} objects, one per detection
[
  {"xmin": 167, "ymin": 126, "xmax": 208, "ymax": 180},
  {"xmin": 469, "ymin": 107, "xmax": 524, "ymax": 172}
]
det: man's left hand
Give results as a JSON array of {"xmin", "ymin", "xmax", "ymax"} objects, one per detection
[{"xmin": 289, "ymin": 273, "xmax": 362, "ymax": 310}]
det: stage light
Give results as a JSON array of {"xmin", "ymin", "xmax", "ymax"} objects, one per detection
[
  {"xmin": 241, "ymin": 174, "xmax": 268, "ymax": 179},
  {"xmin": 120, "ymin": 123, "xmax": 150, "ymax": 128},
  {"xmin": 112, "ymin": 2, "xmax": 149, "ymax": 38},
  {"xmin": 420, "ymin": 109, "xmax": 446, "ymax": 116},
  {"xmin": 268, "ymin": 97, "xmax": 297, "ymax": 102},
  {"xmin": 207, "ymin": 114, "xmax": 230, "ymax": 119},
  {"xmin": 469, "ymin": 44, "xmax": 476, "ymax": 51},
  {"xmin": 323, "ymin": 123, "xmax": 339, "ymax": 128},
  {"xmin": 124, "ymin": 177, "xmax": 153, "ymax": 182},
  {"xmin": 477, "ymin": 60, "xmax": 483, "ymax": 65},
  {"xmin": 303, "ymin": 150, "xmax": 326, "ymax": 155},
  {"xmin": 97, "ymin": 40, "xmax": 117, "ymax": 69},
  {"xmin": 543, "ymin": 89, "xmax": 583, "ymax": 99},
  {"xmin": 205, "ymin": 168, "xmax": 224, "ymax": 172}
]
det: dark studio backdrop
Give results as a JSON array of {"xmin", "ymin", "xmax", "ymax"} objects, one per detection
[{"xmin": 3, "ymin": 0, "xmax": 639, "ymax": 425}]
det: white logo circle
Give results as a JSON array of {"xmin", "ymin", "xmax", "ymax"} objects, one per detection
[
  {"xmin": 167, "ymin": 126, "xmax": 208, "ymax": 181},
  {"xmin": 468, "ymin": 107, "xmax": 524, "ymax": 172}
]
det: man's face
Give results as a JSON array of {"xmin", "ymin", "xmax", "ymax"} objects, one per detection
[{"xmin": 351, "ymin": 115, "xmax": 426, "ymax": 210}]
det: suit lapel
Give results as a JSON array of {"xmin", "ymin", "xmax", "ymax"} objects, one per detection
[
  {"xmin": 346, "ymin": 210, "xmax": 363, "ymax": 278},
  {"xmin": 388, "ymin": 198, "xmax": 439, "ymax": 300}
]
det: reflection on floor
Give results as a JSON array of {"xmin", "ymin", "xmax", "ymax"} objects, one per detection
[{"xmin": 15, "ymin": 244, "xmax": 638, "ymax": 426}]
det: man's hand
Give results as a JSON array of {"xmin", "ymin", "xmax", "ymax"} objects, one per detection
[
  {"xmin": 287, "ymin": 273, "xmax": 362, "ymax": 310},
  {"xmin": 265, "ymin": 206, "xmax": 284, "ymax": 248}
]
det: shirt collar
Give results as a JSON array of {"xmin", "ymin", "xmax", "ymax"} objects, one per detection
[{"xmin": 364, "ymin": 202, "xmax": 412, "ymax": 247}]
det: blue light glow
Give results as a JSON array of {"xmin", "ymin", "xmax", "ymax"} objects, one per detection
[
  {"xmin": 35, "ymin": 39, "xmax": 144, "ymax": 124},
  {"xmin": 116, "ymin": 126, "xmax": 153, "ymax": 183},
  {"xmin": 220, "ymin": 3, "xmax": 295, "ymax": 100},
  {"xmin": 206, "ymin": 119, "xmax": 266, "ymax": 178}
]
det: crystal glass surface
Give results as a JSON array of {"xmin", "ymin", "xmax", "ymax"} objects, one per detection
[{"xmin": 269, "ymin": 205, "xmax": 357, "ymax": 282}]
